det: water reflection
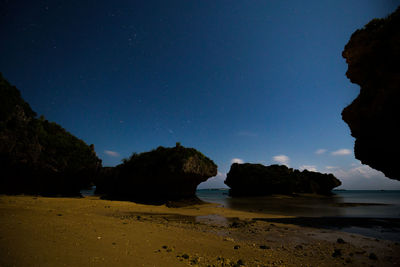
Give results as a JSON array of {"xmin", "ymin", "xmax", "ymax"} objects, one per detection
[
  {"xmin": 196, "ymin": 189, "xmax": 400, "ymax": 218},
  {"xmin": 80, "ymin": 186, "xmax": 96, "ymax": 197},
  {"xmin": 225, "ymin": 194, "xmax": 346, "ymax": 217}
]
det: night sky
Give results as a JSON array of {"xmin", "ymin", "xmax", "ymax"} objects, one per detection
[{"xmin": 1, "ymin": 1, "xmax": 399, "ymax": 189}]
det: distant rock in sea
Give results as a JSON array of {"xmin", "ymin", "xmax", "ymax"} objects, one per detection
[
  {"xmin": 224, "ymin": 163, "xmax": 341, "ymax": 196},
  {"xmin": 342, "ymin": 7, "xmax": 400, "ymax": 180},
  {"xmin": 95, "ymin": 143, "xmax": 217, "ymax": 203},
  {"xmin": 0, "ymin": 73, "xmax": 101, "ymax": 196}
]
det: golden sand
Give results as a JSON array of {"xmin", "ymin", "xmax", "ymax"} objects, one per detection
[{"xmin": 0, "ymin": 195, "xmax": 398, "ymax": 266}]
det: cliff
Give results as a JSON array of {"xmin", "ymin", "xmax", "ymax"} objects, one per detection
[
  {"xmin": 0, "ymin": 73, "xmax": 101, "ymax": 195},
  {"xmin": 342, "ymin": 7, "xmax": 400, "ymax": 180},
  {"xmin": 224, "ymin": 163, "xmax": 341, "ymax": 196},
  {"xmin": 95, "ymin": 144, "xmax": 217, "ymax": 202}
]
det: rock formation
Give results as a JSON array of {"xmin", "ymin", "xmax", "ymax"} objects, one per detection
[
  {"xmin": 342, "ymin": 7, "xmax": 400, "ymax": 180},
  {"xmin": 0, "ymin": 73, "xmax": 101, "ymax": 195},
  {"xmin": 224, "ymin": 163, "xmax": 341, "ymax": 196},
  {"xmin": 95, "ymin": 143, "xmax": 217, "ymax": 203}
]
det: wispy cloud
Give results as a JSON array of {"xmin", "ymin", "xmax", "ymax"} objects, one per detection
[
  {"xmin": 331, "ymin": 163, "xmax": 400, "ymax": 190},
  {"xmin": 104, "ymin": 150, "xmax": 120, "ymax": 157},
  {"xmin": 273, "ymin": 155, "xmax": 289, "ymax": 166},
  {"xmin": 197, "ymin": 172, "xmax": 228, "ymax": 189},
  {"xmin": 331, "ymin": 149, "xmax": 352, "ymax": 156},
  {"xmin": 231, "ymin": 158, "xmax": 244, "ymax": 164},
  {"xmin": 325, "ymin": 166, "xmax": 339, "ymax": 170},
  {"xmin": 315, "ymin": 149, "xmax": 327, "ymax": 155},
  {"xmin": 334, "ymin": 164, "xmax": 382, "ymax": 179},
  {"xmin": 299, "ymin": 165, "xmax": 317, "ymax": 172}
]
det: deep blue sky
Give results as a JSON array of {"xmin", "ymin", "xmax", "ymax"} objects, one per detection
[{"xmin": 1, "ymin": 0, "xmax": 399, "ymax": 189}]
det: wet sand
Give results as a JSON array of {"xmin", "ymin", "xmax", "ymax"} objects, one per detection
[{"xmin": 0, "ymin": 195, "xmax": 399, "ymax": 266}]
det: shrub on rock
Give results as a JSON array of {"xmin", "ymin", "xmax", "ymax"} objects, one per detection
[
  {"xmin": 0, "ymin": 73, "xmax": 101, "ymax": 196},
  {"xmin": 95, "ymin": 144, "xmax": 217, "ymax": 202}
]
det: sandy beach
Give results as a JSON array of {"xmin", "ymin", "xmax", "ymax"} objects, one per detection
[{"xmin": 0, "ymin": 195, "xmax": 399, "ymax": 266}]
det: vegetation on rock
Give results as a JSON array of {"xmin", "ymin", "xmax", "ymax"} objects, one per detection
[
  {"xmin": 95, "ymin": 144, "xmax": 217, "ymax": 202},
  {"xmin": 0, "ymin": 73, "xmax": 101, "ymax": 195}
]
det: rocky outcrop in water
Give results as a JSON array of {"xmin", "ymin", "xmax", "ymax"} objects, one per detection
[
  {"xmin": 95, "ymin": 144, "xmax": 217, "ymax": 203},
  {"xmin": 342, "ymin": 7, "xmax": 400, "ymax": 180},
  {"xmin": 224, "ymin": 163, "xmax": 341, "ymax": 196},
  {"xmin": 0, "ymin": 73, "xmax": 101, "ymax": 195}
]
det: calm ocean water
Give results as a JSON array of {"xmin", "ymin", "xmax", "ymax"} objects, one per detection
[
  {"xmin": 81, "ymin": 187, "xmax": 400, "ymax": 240},
  {"xmin": 196, "ymin": 189, "xmax": 400, "ymax": 218},
  {"xmin": 81, "ymin": 187, "xmax": 400, "ymax": 218}
]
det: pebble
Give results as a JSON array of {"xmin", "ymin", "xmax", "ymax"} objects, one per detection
[
  {"xmin": 332, "ymin": 249, "xmax": 342, "ymax": 257},
  {"xmin": 369, "ymin": 253, "xmax": 378, "ymax": 260},
  {"xmin": 236, "ymin": 259, "xmax": 245, "ymax": 266},
  {"xmin": 337, "ymin": 238, "xmax": 346, "ymax": 244},
  {"xmin": 295, "ymin": 245, "xmax": 303, "ymax": 250},
  {"xmin": 191, "ymin": 257, "xmax": 200, "ymax": 264}
]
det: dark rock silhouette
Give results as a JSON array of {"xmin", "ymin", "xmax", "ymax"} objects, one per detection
[
  {"xmin": 342, "ymin": 7, "xmax": 400, "ymax": 180},
  {"xmin": 0, "ymin": 73, "xmax": 101, "ymax": 196},
  {"xmin": 224, "ymin": 163, "xmax": 341, "ymax": 196},
  {"xmin": 95, "ymin": 143, "xmax": 217, "ymax": 203}
]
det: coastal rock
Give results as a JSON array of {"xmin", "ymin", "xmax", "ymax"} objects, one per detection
[
  {"xmin": 0, "ymin": 73, "xmax": 101, "ymax": 195},
  {"xmin": 342, "ymin": 7, "xmax": 400, "ymax": 180},
  {"xmin": 224, "ymin": 163, "xmax": 341, "ymax": 196},
  {"xmin": 95, "ymin": 143, "xmax": 217, "ymax": 202}
]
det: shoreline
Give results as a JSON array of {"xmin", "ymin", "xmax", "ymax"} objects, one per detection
[{"xmin": 1, "ymin": 195, "xmax": 399, "ymax": 266}]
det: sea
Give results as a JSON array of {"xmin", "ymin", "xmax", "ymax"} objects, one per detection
[
  {"xmin": 196, "ymin": 189, "xmax": 400, "ymax": 218},
  {"xmin": 81, "ymin": 187, "xmax": 400, "ymax": 240},
  {"xmin": 196, "ymin": 189, "xmax": 400, "ymax": 241},
  {"xmin": 82, "ymin": 187, "xmax": 400, "ymax": 218}
]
